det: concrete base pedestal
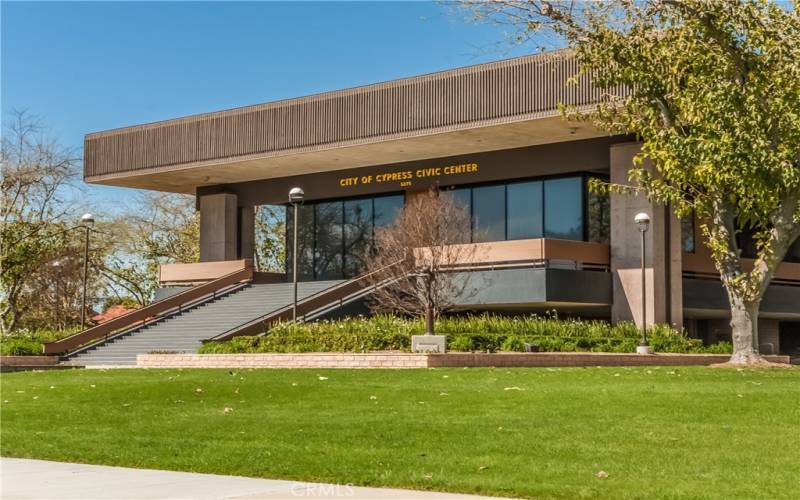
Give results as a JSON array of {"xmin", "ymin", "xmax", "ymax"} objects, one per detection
[
  {"xmin": 412, "ymin": 335, "xmax": 446, "ymax": 353},
  {"xmin": 636, "ymin": 344, "xmax": 653, "ymax": 355}
]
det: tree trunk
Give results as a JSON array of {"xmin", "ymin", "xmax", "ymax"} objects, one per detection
[
  {"xmin": 425, "ymin": 304, "xmax": 435, "ymax": 335},
  {"xmin": 728, "ymin": 297, "xmax": 764, "ymax": 365}
]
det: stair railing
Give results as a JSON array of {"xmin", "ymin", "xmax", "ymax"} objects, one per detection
[
  {"xmin": 207, "ymin": 255, "xmax": 610, "ymax": 343},
  {"xmin": 208, "ymin": 261, "xmax": 405, "ymax": 341},
  {"xmin": 43, "ymin": 266, "xmax": 254, "ymax": 355}
]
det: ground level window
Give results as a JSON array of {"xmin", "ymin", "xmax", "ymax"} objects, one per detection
[{"xmin": 284, "ymin": 193, "xmax": 403, "ymax": 281}]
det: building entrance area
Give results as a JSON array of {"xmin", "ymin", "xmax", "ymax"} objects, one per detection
[{"xmin": 275, "ymin": 173, "xmax": 610, "ymax": 282}]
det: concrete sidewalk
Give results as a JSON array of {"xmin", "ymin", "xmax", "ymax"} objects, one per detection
[{"xmin": 0, "ymin": 458, "xmax": 503, "ymax": 500}]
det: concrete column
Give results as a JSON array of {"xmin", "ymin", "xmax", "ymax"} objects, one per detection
[
  {"xmin": 239, "ymin": 206, "xmax": 255, "ymax": 261},
  {"xmin": 199, "ymin": 193, "xmax": 238, "ymax": 262},
  {"xmin": 610, "ymin": 142, "xmax": 683, "ymax": 329}
]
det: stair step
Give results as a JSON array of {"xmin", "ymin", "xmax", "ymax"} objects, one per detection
[{"xmin": 65, "ymin": 280, "xmax": 345, "ymax": 365}]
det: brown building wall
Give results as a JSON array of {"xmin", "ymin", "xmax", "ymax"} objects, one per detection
[
  {"xmin": 197, "ymin": 136, "xmax": 624, "ymax": 207},
  {"xmin": 610, "ymin": 142, "xmax": 683, "ymax": 329},
  {"xmin": 199, "ymin": 193, "xmax": 238, "ymax": 262}
]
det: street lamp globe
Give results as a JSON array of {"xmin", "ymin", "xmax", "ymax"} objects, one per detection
[
  {"xmin": 634, "ymin": 212, "xmax": 650, "ymax": 232},
  {"xmin": 288, "ymin": 187, "xmax": 305, "ymax": 204},
  {"xmin": 81, "ymin": 213, "xmax": 95, "ymax": 226}
]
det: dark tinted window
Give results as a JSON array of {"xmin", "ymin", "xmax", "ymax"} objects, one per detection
[
  {"xmin": 472, "ymin": 184, "xmax": 506, "ymax": 242},
  {"xmin": 314, "ymin": 202, "xmax": 343, "ymax": 280},
  {"xmin": 449, "ymin": 188, "xmax": 471, "ymax": 213},
  {"xmin": 681, "ymin": 215, "xmax": 695, "ymax": 253},
  {"xmin": 286, "ymin": 193, "xmax": 403, "ymax": 281},
  {"xmin": 286, "ymin": 204, "xmax": 315, "ymax": 281},
  {"xmin": 587, "ymin": 179, "xmax": 610, "ymax": 244},
  {"xmin": 374, "ymin": 195, "xmax": 404, "ymax": 228},
  {"xmin": 786, "ymin": 237, "xmax": 800, "ymax": 263},
  {"xmin": 343, "ymin": 199, "xmax": 373, "ymax": 278},
  {"xmin": 507, "ymin": 181, "xmax": 543, "ymax": 240},
  {"xmin": 544, "ymin": 177, "xmax": 583, "ymax": 240}
]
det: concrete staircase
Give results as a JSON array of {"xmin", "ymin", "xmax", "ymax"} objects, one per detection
[{"xmin": 66, "ymin": 280, "xmax": 342, "ymax": 367}]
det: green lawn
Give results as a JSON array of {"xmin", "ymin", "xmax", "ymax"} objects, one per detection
[{"xmin": 2, "ymin": 367, "xmax": 798, "ymax": 499}]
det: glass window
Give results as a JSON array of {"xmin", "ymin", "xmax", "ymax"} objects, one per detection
[
  {"xmin": 314, "ymin": 202, "xmax": 344, "ymax": 280},
  {"xmin": 442, "ymin": 188, "xmax": 471, "ymax": 243},
  {"xmin": 587, "ymin": 179, "xmax": 610, "ymax": 244},
  {"xmin": 507, "ymin": 180, "xmax": 543, "ymax": 240},
  {"xmin": 739, "ymin": 226, "xmax": 800, "ymax": 263},
  {"xmin": 286, "ymin": 204, "xmax": 315, "ymax": 281},
  {"xmin": 472, "ymin": 185, "xmax": 506, "ymax": 242},
  {"xmin": 681, "ymin": 215, "xmax": 695, "ymax": 253},
  {"xmin": 786, "ymin": 237, "xmax": 800, "ymax": 263},
  {"xmin": 448, "ymin": 188, "xmax": 471, "ymax": 214},
  {"xmin": 343, "ymin": 199, "xmax": 373, "ymax": 278},
  {"xmin": 285, "ymin": 193, "xmax": 404, "ymax": 281},
  {"xmin": 737, "ymin": 225, "xmax": 758, "ymax": 259},
  {"xmin": 373, "ymin": 194, "xmax": 404, "ymax": 228},
  {"xmin": 544, "ymin": 177, "xmax": 583, "ymax": 240}
]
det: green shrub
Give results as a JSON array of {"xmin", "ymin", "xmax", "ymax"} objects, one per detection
[
  {"xmin": 0, "ymin": 328, "xmax": 80, "ymax": 356},
  {"xmin": 1, "ymin": 338, "xmax": 42, "ymax": 356},
  {"xmin": 501, "ymin": 336, "xmax": 526, "ymax": 352},
  {"xmin": 197, "ymin": 314, "xmax": 732, "ymax": 355},
  {"xmin": 448, "ymin": 335, "xmax": 473, "ymax": 352}
]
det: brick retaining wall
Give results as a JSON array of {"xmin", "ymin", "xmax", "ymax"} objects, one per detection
[
  {"xmin": 427, "ymin": 352, "xmax": 790, "ymax": 367},
  {"xmin": 137, "ymin": 352, "xmax": 790, "ymax": 368},
  {"xmin": 137, "ymin": 353, "xmax": 428, "ymax": 369},
  {"xmin": 0, "ymin": 356, "xmax": 60, "ymax": 367}
]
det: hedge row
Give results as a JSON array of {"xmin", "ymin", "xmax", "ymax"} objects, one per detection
[{"xmin": 198, "ymin": 314, "xmax": 732, "ymax": 355}]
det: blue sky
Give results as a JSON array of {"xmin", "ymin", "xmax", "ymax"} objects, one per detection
[{"xmin": 2, "ymin": 1, "xmax": 532, "ymax": 208}]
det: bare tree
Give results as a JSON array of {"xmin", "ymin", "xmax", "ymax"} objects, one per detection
[
  {"xmin": 363, "ymin": 189, "xmax": 482, "ymax": 335},
  {"xmin": 1, "ymin": 110, "xmax": 80, "ymax": 332},
  {"xmin": 101, "ymin": 192, "xmax": 200, "ymax": 305}
]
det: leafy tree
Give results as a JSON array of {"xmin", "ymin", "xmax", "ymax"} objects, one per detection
[
  {"xmin": 0, "ymin": 110, "xmax": 81, "ymax": 332},
  {"xmin": 463, "ymin": 0, "xmax": 800, "ymax": 365},
  {"xmin": 255, "ymin": 205, "xmax": 286, "ymax": 273},
  {"xmin": 100, "ymin": 192, "xmax": 200, "ymax": 305}
]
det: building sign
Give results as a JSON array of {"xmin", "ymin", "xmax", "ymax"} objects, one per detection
[{"xmin": 338, "ymin": 162, "xmax": 479, "ymax": 189}]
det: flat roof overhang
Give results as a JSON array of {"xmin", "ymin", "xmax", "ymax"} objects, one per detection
[
  {"xmin": 87, "ymin": 116, "xmax": 609, "ymax": 194},
  {"xmin": 84, "ymin": 50, "xmax": 627, "ymax": 194}
]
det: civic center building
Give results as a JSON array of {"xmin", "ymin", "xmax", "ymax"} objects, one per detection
[{"xmin": 60, "ymin": 50, "xmax": 799, "ymax": 363}]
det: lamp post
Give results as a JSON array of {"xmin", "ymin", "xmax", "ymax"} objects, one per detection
[
  {"xmin": 634, "ymin": 212, "xmax": 652, "ymax": 354},
  {"xmin": 288, "ymin": 187, "xmax": 305, "ymax": 321},
  {"xmin": 80, "ymin": 213, "xmax": 95, "ymax": 329}
]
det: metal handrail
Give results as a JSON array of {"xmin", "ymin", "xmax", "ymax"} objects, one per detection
[
  {"xmin": 61, "ymin": 281, "xmax": 252, "ymax": 359},
  {"xmin": 208, "ymin": 261, "xmax": 405, "ymax": 341},
  {"xmin": 43, "ymin": 266, "xmax": 254, "ymax": 354},
  {"xmin": 208, "ymin": 257, "xmax": 605, "ymax": 342}
]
